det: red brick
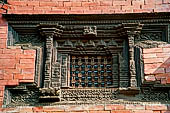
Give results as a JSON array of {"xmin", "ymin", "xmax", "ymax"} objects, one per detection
[
  {"xmin": 16, "ymin": 54, "xmax": 35, "ymax": 59},
  {"xmin": 6, "ymin": 80, "xmax": 19, "ymax": 86},
  {"xmin": 155, "ymin": 0, "xmax": 163, "ymax": 5},
  {"xmin": 58, "ymin": 1, "xmax": 64, "ymax": 7},
  {"xmin": 40, "ymin": 1, "xmax": 58, "ymax": 7},
  {"xmin": 155, "ymin": 73, "xmax": 168, "ymax": 80},
  {"xmin": 23, "ymin": 74, "xmax": 34, "ymax": 80},
  {"xmin": 27, "ymin": 1, "xmax": 40, "ymax": 6},
  {"xmin": 32, "ymin": 107, "xmax": 43, "ymax": 112},
  {"xmin": 20, "ymin": 59, "xmax": 35, "ymax": 64},
  {"xmin": 89, "ymin": 111, "xmax": 110, "ymax": 113},
  {"xmin": 21, "ymin": 68, "xmax": 34, "ymax": 74},
  {"xmin": 13, "ymin": 6, "xmax": 34, "ymax": 11},
  {"xmin": 0, "ymin": 54, "xmax": 15, "ymax": 59},
  {"xmin": 82, "ymin": 2, "xmax": 100, "ymax": 7},
  {"xmin": 144, "ymin": 58, "xmax": 164, "ymax": 64},
  {"xmin": 0, "ymin": 58, "xmax": 18, "ymax": 64},
  {"xmin": 72, "ymin": 2, "xmax": 82, "ymax": 7},
  {"xmin": 34, "ymin": 6, "xmax": 51, "ymax": 11},
  {"xmin": 132, "ymin": 0, "xmax": 144, "ymax": 5},
  {"xmin": 144, "ymin": 68, "xmax": 165, "ymax": 74},
  {"xmin": 0, "ymin": 34, "xmax": 7, "ymax": 39},
  {"xmin": 0, "ymin": 49, "xmax": 2, "ymax": 54},
  {"xmin": 146, "ymin": 105, "xmax": 167, "ymax": 110},
  {"xmin": 143, "ymin": 53, "xmax": 157, "ymax": 59},
  {"xmin": 142, "ymin": 4, "xmax": 155, "ymax": 9},
  {"xmin": 4, "ymin": 69, "xmax": 20, "ymax": 74},
  {"xmin": 0, "ymin": 80, "xmax": 7, "ymax": 85},
  {"xmin": 156, "ymin": 53, "xmax": 170, "ymax": 58},
  {"xmin": 166, "ymin": 77, "xmax": 170, "ymax": 83},
  {"xmin": 112, "ymin": 1, "xmax": 128, "ymax": 6},
  {"xmin": 3, "ymin": 49, "xmax": 23, "ymax": 54},
  {"xmin": 0, "ymin": 74, "xmax": 4, "ymax": 80},
  {"xmin": 144, "ymin": 0, "xmax": 155, "ymax": 5},
  {"xmin": 52, "ymin": 7, "xmax": 69, "ymax": 11},
  {"xmin": 0, "ymin": 27, "xmax": 7, "ymax": 34},
  {"xmin": 24, "ymin": 50, "xmax": 36, "ymax": 54},
  {"xmin": 100, "ymin": 1, "xmax": 112, "ymax": 6},
  {"xmin": 45, "ymin": 10, "xmax": 65, "ymax": 14},
  {"xmin": 161, "ymin": 111, "xmax": 170, "ymax": 113},
  {"xmin": 144, "ymin": 63, "xmax": 162, "ymax": 69},
  {"xmin": 163, "ymin": 57, "xmax": 170, "ymax": 63},
  {"xmin": 0, "ymin": 43, "xmax": 6, "ymax": 49},
  {"xmin": 8, "ymin": 1, "xmax": 27, "ymax": 6},
  {"xmin": 0, "ymin": 86, "xmax": 4, "ymax": 91},
  {"xmin": 105, "ymin": 104, "xmax": 125, "ymax": 110},
  {"xmin": 14, "ymin": 74, "xmax": 23, "ymax": 80},
  {"xmin": 19, "ymin": 107, "xmax": 33, "ymax": 113},
  {"xmin": 86, "ymin": 105, "xmax": 105, "ymax": 111},
  {"xmin": 0, "ymin": 91, "xmax": 4, "ymax": 97},
  {"xmin": 143, "ymin": 48, "xmax": 163, "ymax": 54},
  {"xmin": 163, "ymin": 48, "xmax": 170, "ymax": 52},
  {"xmin": 111, "ymin": 110, "xmax": 131, "ymax": 113},
  {"xmin": 126, "ymin": 104, "xmax": 145, "ymax": 110},
  {"xmin": 3, "ymin": 74, "xmax": 13, "ymax": 80},
  {"xmin": 0, "ymin": 39, "xmax": 7, "ymax": 44},
  {"xmin": 51, "ymin": 0, "xmax": 69, "ymax": 1},
  {"xmin": 64, "ymin": 2, "xmax": 72, "ymax": 7},
  {"xmin": 133, "ymin": 110, "xmax": 153, "ymax": 113},
  {"xmin": 16, "ymin": 63, "xmax": 35, "ymax": 69},
  {"xmin": 65, "ymin": 105, "xmax": 104, "ymax": 111},
  {"xmin": 0, "ymin": 59, "xmax": 16, "ymax": 69}
]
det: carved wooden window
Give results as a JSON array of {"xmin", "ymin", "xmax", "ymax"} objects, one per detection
[
  {"xmin": 3, "ymin": 14, "xmax": 170, "ymax": 106},
  {"xmin": 70, "ymin": 55, "xmax": 113, "ymax": 88}
]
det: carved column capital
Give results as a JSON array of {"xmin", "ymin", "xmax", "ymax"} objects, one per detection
[{"xmin": 38, "ymin": 24, "xmax": 63, "ymax": 38}]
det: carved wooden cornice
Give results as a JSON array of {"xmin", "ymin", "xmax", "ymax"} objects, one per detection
[{"xmin": 3, "ymin": 12, "xmax": 170, "ymax": 21}]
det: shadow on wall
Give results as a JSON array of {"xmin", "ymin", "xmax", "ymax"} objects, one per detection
[{"xmin": 143, "ymin": 45, "xmax": 170, "ymax": 84}]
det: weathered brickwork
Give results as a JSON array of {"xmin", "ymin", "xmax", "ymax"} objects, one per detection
[
  {"xmin": 0, "ymin": 14, "xmax": 36, "ymax": 107},
  {"xmin": 0, "ymin": 0, "xmax": 170, "ymax": 112},
  {"xmin": 143, "ymin": 45, "xmax": 170, "ymax": 84},
  {"xmin": 4, "ymin": 0, "xmax": 170, "ymax": 14},
  {"xmin": 0, "ymin": 104, "xmax": 170, "ymax": 113}
]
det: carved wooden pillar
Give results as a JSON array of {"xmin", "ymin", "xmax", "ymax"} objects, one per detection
[
  {"xmin": 39, "ymin": 24, "xmax": 63, "ymax": 88},
  {"xmin": 40, "ymin": 30, "xmax": 55, "ymax": 88},
  {"xmin": 123, "ymin": 23, "xmax": 143, "ymax": 88},
  {"xmin": 128, "ymin": 34, "xmax": 137, "ymax": 87}
]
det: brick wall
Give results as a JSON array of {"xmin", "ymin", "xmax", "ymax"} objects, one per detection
[
  {"xmin": 143, "ymin": 45, "xmax": 170, "ymax": 84},
  {"xmin": 0, "ymin": 14, "xmax": 36, "ymax": 107},
  {"xmin": 1, "ymin": 104, "xmax": 170, "ymax": 113},
  {"xmin": 6, "ymin": 0, "xmax": 170, "ymax": 14}
]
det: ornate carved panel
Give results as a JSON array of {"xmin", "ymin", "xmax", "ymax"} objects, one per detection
[{"xmin": 3, "ymin": 13, "xmax": 170, "ymax": 106}]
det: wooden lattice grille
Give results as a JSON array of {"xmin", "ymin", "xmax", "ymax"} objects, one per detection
[{"xmin": 70, "ymin": 55, "xmax": 113, "ymax": 88}]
